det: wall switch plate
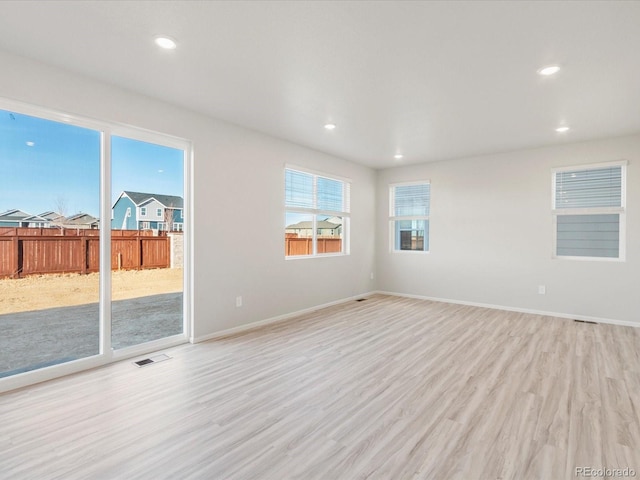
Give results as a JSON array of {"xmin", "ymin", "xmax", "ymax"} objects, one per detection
[
  {"xmin": 236, "ymin": 296, "xmax": 243, "ymax": 307},
  {"xmin": 538, "ymin": 285, "xmax": 546, "ymax": 295}
]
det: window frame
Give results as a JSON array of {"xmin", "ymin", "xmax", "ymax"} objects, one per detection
[
  {"xmin": 389, "ymin": 180, "xmax": 431, "ymax": 254},
  {"xmin": 0, "ymin": 96, "xmax": 192, "ymax": 394},
  {"xmin": 284, "ymin": 165, "xmax": 351, "ymax": 259},
  {"xmin": 551, "ymin": 160, "xmax": 627, "ymax": 262}
]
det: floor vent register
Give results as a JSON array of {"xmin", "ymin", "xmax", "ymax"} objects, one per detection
[{"xmin": 133, "ymin": 354, "xmax": 172, "ymax": 367}]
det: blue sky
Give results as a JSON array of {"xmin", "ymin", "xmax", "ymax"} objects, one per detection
[{"xmin": 0, "ymin": 109, "xmax": 184, "ymax": 218}]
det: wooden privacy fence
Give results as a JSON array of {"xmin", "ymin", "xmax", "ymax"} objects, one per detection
[
  {"xmin": 285, "ymin": 237, "xmax": 342, "ymax": 256},
  {"xmin": 0, "ymin": 228, "xmax": 169, "ymax": 279}
]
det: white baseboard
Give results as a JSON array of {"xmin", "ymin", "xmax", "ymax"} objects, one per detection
[
  {"xmin": 192, "ymin": 291, "xmax": 377, "ymax": 343},
  {"xmin": 375, "ymin": 290, "xmax": 640, "ymax": 329},
  {"xmin": 192, "ymin": 289, "xmax": 638, "ymax": 345}
]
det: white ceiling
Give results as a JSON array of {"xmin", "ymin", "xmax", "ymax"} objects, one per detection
[{"xmin": 1, "ymin": 1, "xmax": 639, "ymax": 169}]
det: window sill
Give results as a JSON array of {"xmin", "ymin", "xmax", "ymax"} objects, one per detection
[
  {"xmin": 391, "ymin": 250, "xmax": 430, "ymax": 254},
  {"xmin": 285, "ymin": 252, "xmax": 349, "ymax": 260},
  {"xmin": 552, "ymin": 255, "xmax": 624, "ymax": 262}
]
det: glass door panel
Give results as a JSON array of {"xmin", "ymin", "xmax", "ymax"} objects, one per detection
[
  {"xmin": 0, "ymin": 109, "xmax": 100, "ymax": 377},
  {"xmin": 110, "ymin": 135, "xmax": 184, "ymax": 350}
]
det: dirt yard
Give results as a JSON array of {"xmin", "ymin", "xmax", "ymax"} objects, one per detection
[{"xmin": 0, "ymin": 268, "xmax": 183, "ymax": 315}]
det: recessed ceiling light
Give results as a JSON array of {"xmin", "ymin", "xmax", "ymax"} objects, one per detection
[
  {"xmin": 154, "ymin": 35, "xmax": 177, "ymax": 50},
  {"xmin": 394, "ymin": 154, "xmax": 404, "ymax": 160},
  {"xmin": 25, "ymin": 141, "xmax": 35, "ymax": 147},
  {"xmin": 555, "ymin": 126, "xmax": 570, "ymax": 133},
  {"xmin": 324, "ymin": 123, "xmax": 336, "ymax": 130},
  {"xmin": 537, "ymin": 65, "xmax": 560, "ymax": 76}
]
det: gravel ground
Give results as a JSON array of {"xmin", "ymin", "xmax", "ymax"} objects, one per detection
[{"xmin": 0, "ymin": 292, "xmax": 183, "ymax": 377}]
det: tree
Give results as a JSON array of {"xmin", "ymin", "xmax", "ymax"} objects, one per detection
[
  {"xmin": 51, "ymin": 195, "xmax": 68, "ymax": 232},
  {"xmin": 163, "ymin": 203, "xmax": 175, "ymax": 232}
]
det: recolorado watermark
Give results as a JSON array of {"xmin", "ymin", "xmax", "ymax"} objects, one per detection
[{"xmin": 576, "ymin": 466, "xmax": 636, "ymax": 478}]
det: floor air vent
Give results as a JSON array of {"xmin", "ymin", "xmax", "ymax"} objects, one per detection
[
  {"xmin": 574, "ymin": 319, "xmax": 598, "ymax": 325},
  {"xmin": 355, "ymin": 298, "xmax": 367, "ymax": 302},
  {"xmin": 133, "ymin": 354, "xmax": 172, "ymax": 367}
]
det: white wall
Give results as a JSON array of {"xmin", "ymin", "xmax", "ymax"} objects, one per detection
[
  {"xmin": 0, "ymin": 50, "xmax": 376, "ymax": 340},
  {"xmin": 376, "ymin": 135, "xmax": 640, "ymax": 325},
  {"xmin": 3, "ymin": 47, "xmax": 637, "ymax": 337}
]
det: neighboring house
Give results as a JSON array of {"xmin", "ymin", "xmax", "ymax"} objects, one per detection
[
  {"xmin": 24, "ymin": 213, "xmax": 52, "ymax": 228},
  {"xmin": 39, "ymin": 211, "xmax": 66, "ymax": 226},
  {"xmin": 285, "ymin": 219, "xmax": 342, "ymax": 238},
  {"xmin": 0, "ymin": 209, "xmax": 34, "ymax": 227},
  {"xmin": 0, "ymin": 209, "xmax": 98, "ymax": 229},
  {"xmin": 62, "ymin": 213, "xmax": 99, "ymax": 229},
  {"xmin": 112, "ymin": 191, "xmax": 184, "ymax": 231}
]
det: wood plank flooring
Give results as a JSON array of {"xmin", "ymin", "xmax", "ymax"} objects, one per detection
[{"xmin": 1, "ymin": 294, "xmax": 639, "ymax": 479}]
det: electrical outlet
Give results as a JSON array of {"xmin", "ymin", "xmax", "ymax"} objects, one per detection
[
  {"xmin": 538, "ymin": 285, "xmax": 546, "ymax": 295},
  {"xmin": 236, "ymin": 296, "xmax": 243, "ymax": 307}
]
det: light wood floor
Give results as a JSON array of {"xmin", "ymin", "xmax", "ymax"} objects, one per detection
[{"xmin": 1, "ymin": 294, "xmax": 639, "ymax": 479}]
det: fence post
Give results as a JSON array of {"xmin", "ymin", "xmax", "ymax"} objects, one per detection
[
  {"xmin": 11, "ymin": 236, "xmax": 19, "ymax": 278},
  {"xmin": 81, "ymin": 237, "xmax": 88, "ymax": 274},
  {"xmin": 137, "ymin": 235, "xmax": 142, "ymax": 270}
]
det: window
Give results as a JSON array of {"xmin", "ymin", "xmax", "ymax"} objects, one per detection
[
  {"xmin": 285, "ymin": 167, "xmax": 350, "ymax": 257},
  {"xmin": 126, "ymin": 207, "xmax": 131, "ymax": 217},
  {"xmin": 141, "ymin": 207, "xmax": 146, "ymax": 216},
  {"xmin": 156, "ymin": 208, "xmax": 162, "ymax": 217},
  {"xmin": 389, "ymin": 182, "xmax": 430, "ymax": 252},
  {"xmin": 552, "ymin": 161, "xmax": 626, "ymax": 260}
]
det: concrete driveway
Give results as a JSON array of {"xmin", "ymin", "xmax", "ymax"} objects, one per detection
[{"xmin": 0, "ymin": 292, "xmax": 183, "ymax": 377}]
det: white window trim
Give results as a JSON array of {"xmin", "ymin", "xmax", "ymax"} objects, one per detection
[
  {"xmin": 389, "ymin": 180, "xmax": 431, "ymax": 254},
  {"xmin": 285, "ymin": 164, "xmax": 351, "ymax": 259},
  {"xmin": 551, "ymin": 160, "xmax": 627, "ymax": 262}
]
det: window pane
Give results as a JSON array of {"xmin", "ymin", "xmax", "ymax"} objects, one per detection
[
  {"xmin": 111, "ymin": 136, "xmax": 184, "ymax": 350},
  {"xmin": 394, "ymin": 184, "xmax": 430, "ymax": 216},
  {"xmin": 555, "ymin": 166, "xmax": 622, "ymax": 209},
  {"xmin": 0, "ymin": 108, "xmax": 100, "ymax": 377},
  {"xmin": 395, "ymin": 219, "xmax": 429, "ymax": 251},
  {"xmin": 317, "ymin": 215, "xmax": 343, "ymax": 254},
  {"xmin": 317, "ymin": 177, "xmax": 344, "ymax": 212},
  {"xmin": 556, "ymin": 214, "xmax": 619, "ymax": 258},
  {"xmin": 285, "ymin": 169, "xmax": 314, "ymax": 208},
  {"xmin": 285, "ymin": 212, "xmax": 313, "ymax": 256}
]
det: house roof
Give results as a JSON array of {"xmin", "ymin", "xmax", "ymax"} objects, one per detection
[
  {"xmin": 38, "ymin": 211, "xmax": 65, "ymax": 222},
  {"xmin": 121, "ymin": 191, "xmax": 184, "ymax": 209},
  {"xmin": 0, "ymin": 209, "xmax": 31, "ymax": 221},
  {"xmin": 65, "ymin": 213, "xmax": 99, "ymax": 225},
  {"xmin": 286, "ymin": 220, "xmax": 342, "ymax": 230},
  {"xmin": 24, "ymin": 214, "xmax": 50, "ymax": 222}
]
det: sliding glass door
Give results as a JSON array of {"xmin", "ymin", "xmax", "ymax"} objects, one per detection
[
  {"xmin": 0, "ymin": 101, "xmax": 190, "ymax": 388},
  {"xmin": 0, "ymin": 109, "xmax": 101, "ymax": 378}
]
